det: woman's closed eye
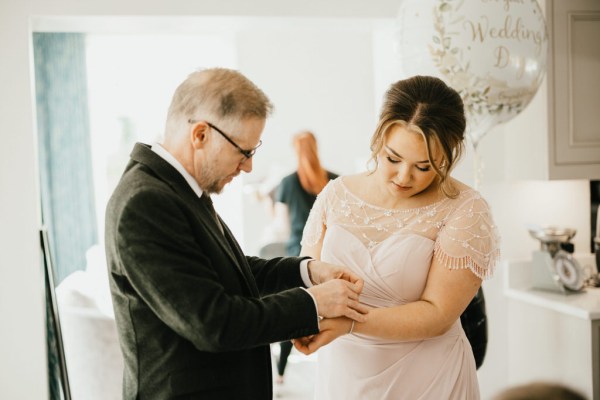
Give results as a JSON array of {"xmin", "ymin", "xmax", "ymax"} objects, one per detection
[{"xmin": 386, "ymin": 156, "xmax": 431, "ymax": 172}]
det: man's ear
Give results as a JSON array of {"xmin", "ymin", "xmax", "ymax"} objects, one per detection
[{"xmin": 190, "ymin": 121, "xmax": 209, "ymax": 150}]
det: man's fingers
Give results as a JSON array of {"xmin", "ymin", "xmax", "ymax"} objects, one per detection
[
  {"xmin": 310, "ymin": 278, "xmax": 370, "ymax": 320},
  {"xmin": 307, "ymin": 330, "xmax": 337, "ymax": 353},
  {"xmin": 340, "ymin": 269, "xmax": 363, "ymax": 284},
  {"xmin": 292, "ymin": 336, "xmax": 314, "ymax": 355},
  {"xmin": 345, "ymin": 309, "xmax": 368, "ymax": 323},
  {"xmin": 293, "ymin": 334, "xmax": 324, "ymax": 355},
  {"xmin": 343, "ymin": 279, "xmax": 365, "ymax": 295},
  {"xmin": 345, "ymin": 299, "xmax": 368, "ymax": 314},
  {"xmin": 346, "ymin": 291, "xmax": 359, "ymax": 302},
  {"xmin": 354, "ymin": 278, "xmax": 364, "ymax": 292},
  {"xmin": 340, "ymin": 279, "xmax": 364, "ymax": 296},
  {"xmin": 293, "ymin": 340, "xmax": 310, "ymax": 355},
  {"xmin": 352, "ymin": 301, "xmax": 371, "ymax": 314},
  {"xmin": 307, "ymin": 340, "xmax": 323, "ymax": 354},
  {"xmin": 353, "ymin": 278, "xmax": 365, "ymax": 292},
  {"xmin": 344, "ymin": 296, "xmax": 369, "ymax": 316}
]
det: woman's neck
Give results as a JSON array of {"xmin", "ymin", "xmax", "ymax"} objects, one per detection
[{"xmin": 358, "ymin": 172, "xmax": 445, "ymax": 210}]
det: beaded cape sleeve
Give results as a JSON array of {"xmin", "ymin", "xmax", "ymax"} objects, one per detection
[
  {"xmin": 433, "ymin": 191, "xmax": 500, "ymax": 280},
  {"xmin": 299, "ymin": 179, "xmax": 333, "ymax": 248},
  {"xmin": 301, "ymin": 177, "xmax": 500, "ymax": 280}
]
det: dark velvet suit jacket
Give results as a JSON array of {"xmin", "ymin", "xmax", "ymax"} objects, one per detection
[{"xmin": 105, "ymin": 143, "xmax": 319, "ymax": 399}]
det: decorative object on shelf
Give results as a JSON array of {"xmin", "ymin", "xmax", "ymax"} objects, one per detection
[
  {"xmin": 527, "ymin": 225, "xmax": 585, "ymax": 293},
  {"xmin": 396, "ymin": 0, "xmax": 548, "ymax": 187}
]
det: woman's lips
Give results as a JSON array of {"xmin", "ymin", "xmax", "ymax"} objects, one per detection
[{"xmin": 392, "ymin": 182, "xmax": 412, "ymax": 191}]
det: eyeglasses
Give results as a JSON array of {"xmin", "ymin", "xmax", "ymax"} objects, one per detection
[{"xmin": 188, "ymin": 119, "xmax": 262, "ymax": 159}]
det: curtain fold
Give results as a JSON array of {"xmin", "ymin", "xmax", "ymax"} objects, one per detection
[
  {"xmin": 33, "ymin": 32, "xmax": 97, "ymax": 284},
  {"xmin": 34, "ymin": 33, "xmax": 96, "ymax": 399}
]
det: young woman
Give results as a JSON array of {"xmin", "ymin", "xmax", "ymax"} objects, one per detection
[{"xmin": 295, "ymin": 76, "xmax": 500, "ymax": 399}]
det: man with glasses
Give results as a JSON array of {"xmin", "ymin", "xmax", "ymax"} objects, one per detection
[{"xmin": 105, "ymin": 68, "xmax": 368, "ymax": 400}]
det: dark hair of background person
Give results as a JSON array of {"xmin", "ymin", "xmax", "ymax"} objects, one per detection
[{"xmin": 493, "ymin": 382, "xmax": 587, "ymax": 400}]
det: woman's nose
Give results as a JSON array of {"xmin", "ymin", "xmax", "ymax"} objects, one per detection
[{"xmin": 396, "ymin": 164, "xmax": 412, "ymax": 185}]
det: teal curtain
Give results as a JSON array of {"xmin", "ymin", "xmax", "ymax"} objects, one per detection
[
  {"xmin": 33, "ymin": 33, "xmax": 97, "ymax": 284},
  {"xmin": 33, "ymin": 33, "xmax": 96, "ymax": 400}
]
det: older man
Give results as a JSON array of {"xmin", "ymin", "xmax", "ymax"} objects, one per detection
[{"xmin": 105, "ymin": 68, "xmax": 367, "ymax": 400}]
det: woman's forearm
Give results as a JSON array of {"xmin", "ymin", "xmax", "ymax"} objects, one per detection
[{"xmin": 352, "ymin": 300, "xmax": 456, "ymax": 341}]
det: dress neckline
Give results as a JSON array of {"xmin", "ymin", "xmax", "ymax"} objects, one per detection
[{"xmin": 337, "ymin": 176, "xmax": 462, "ymax": 213}]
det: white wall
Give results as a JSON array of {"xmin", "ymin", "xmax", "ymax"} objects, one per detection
[
  {"xmin": 235, "ymin": 19, "xmax": 379, "ymax": 255},
  {"xmin": 0, "ymin": 2, "xmax": 47, "ymax": 398}
]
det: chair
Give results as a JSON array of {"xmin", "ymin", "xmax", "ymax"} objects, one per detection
[{"xmin": 56, "ymin": 246, "xmax": 123, "ymax": 400}]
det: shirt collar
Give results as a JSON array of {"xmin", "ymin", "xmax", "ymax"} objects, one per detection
[{"xmin": 151, "ymin": 142, "xmax": 204, "ymax": 198}]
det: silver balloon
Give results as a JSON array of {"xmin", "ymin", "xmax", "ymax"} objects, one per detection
[{"xmin": 396, "ymin": 0, "xmax": 548, "ymax": 149}]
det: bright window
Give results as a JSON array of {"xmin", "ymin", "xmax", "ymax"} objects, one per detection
[{"xmin": 85, "ymin": 33, "xmax": 237, "ymax": 239}]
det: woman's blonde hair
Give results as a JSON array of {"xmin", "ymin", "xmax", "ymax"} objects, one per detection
[
  {"xmin": 368, "ymin": 76, "xmax": 466, "ymax": 198},
  {"xmin": 294, "ymin": 131, "xmax": 328, "ymax": 195}
]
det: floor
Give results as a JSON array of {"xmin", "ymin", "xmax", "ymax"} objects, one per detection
[{"xmin": 270, "ymin": 344, "xmax": 318, "ymax": 399}]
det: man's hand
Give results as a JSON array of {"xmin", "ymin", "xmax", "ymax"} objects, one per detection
[
  {"xmin": 308, "ymin": 260, "xmax": 363, "ymax": 286},
  {"xmin": 293, "ymin": 317, "xmax": 352, "ymax": 355},
  {"xmin": 307, "ymin": 279, "xmax": 369, "ymax": 322}
]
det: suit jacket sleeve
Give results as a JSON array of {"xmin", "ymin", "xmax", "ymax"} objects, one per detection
[{"xmin": 110, "ymin": 187, "xmax": 319, "ymax": 353}]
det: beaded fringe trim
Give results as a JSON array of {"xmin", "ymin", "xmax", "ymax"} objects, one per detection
[{"xmin": 434, "ymin": 241, "xmax": 499, "ymax": 280}]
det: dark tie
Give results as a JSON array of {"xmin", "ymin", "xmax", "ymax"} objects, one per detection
[
  {"xmin": 200, "ymin": 192, "xmax": 224, "ymax": 234},
  {"xmin": 201, "ymin": 194, "xmax": 259, "ymax": 296}
]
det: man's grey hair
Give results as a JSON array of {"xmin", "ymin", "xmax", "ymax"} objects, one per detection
[{"xmin": 165, "ymin": 68, "xmax": 273, "ymax": 135}]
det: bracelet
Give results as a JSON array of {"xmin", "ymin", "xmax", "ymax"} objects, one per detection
[
  {"xmin": 307, "ymin": 259, "xmax": 316, "ymax": 284},
  {"xmin": 348, "ymin": 320, "xmax": 355, "ymax": 334}
]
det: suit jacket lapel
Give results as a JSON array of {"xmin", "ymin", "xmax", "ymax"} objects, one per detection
[
  {"xmin": 220, "ymin": 222, "xmax": 259, "ymax": 296},
  {"xmin": 197, "ymin": 198, "xmax": 258, "ymax": 294},
  {"xmin": 197, "ymin": 200, "xmax": 242, "ymax": 269},
  {"xmin": 129, "ymin": 143, "xmax": 257, "ymax": 295}
]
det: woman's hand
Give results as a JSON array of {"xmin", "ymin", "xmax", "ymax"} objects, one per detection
[{"xmin": 293, "ymin": 317, "xmax": 353, "ymax": 355}]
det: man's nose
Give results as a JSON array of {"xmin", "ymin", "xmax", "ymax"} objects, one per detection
[{"xmin": 239, "ymin": 156, "xmax": 253, "ymax": 173}]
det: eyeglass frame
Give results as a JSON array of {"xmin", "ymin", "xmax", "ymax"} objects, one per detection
[{"xmin": 188, "ymin": 119, "xmax": 262, "ymax": 159}]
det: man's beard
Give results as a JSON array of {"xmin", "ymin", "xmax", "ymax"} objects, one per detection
[
  {"xmin": 200, "ymin": 162, "xmax": 228, "ymax": 194},
  {"xmin": 204, "ymin": 178, "xmax": 224, "ymax": 195}
]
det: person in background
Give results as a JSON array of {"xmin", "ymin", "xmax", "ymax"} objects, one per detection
[
  {"xmin": 272, "ymin": 131, "xmax": 338, "ymax": 384},
  {"xmin": 104, "ymin": 68, "xmax": 369, "ymax": 400},
  {"xmin": 294, "ymin": 75, "xmax": 501, "ymax": 399},
  {"xmin": 493, "ymin": 382, "xmax": 587, "ymax": 400}
]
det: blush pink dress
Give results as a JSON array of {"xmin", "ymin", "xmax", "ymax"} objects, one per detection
[{"xmin": 301, "ymin": 177, "xmax": 500, "ymax": 400}]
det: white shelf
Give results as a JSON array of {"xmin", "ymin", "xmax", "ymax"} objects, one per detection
[{"xmin": 503, "ymin": 255, "xmax": 600, "ymax": 320}]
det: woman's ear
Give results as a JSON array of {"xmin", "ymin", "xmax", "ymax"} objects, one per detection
[{"xmin": 190, "ymin": 121, "xmax": 209, "ymax": 150}]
